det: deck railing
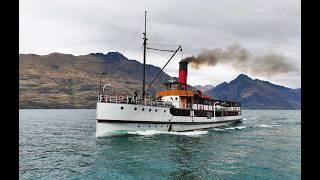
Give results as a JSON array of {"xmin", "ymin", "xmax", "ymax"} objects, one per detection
[
  {"xmin": 98, "ymin": 94, "xmax": 241, "ymax": 111},
  {"xmin": 98, "ymin": 94, "xmax": 173, "ymax": 107}
]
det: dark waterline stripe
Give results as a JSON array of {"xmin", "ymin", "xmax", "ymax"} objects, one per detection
[{"xmin": 97, "ymin": 119, "xmax": 242, "ymax": 125}]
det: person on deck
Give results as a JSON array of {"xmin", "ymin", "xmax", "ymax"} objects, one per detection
[{"xmin": 133, "ymin": 90, "xmax": 137, "ymax": 102}]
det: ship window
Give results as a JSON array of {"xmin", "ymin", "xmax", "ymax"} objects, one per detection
[
  {"xmin": 138, "ymin": 125, "xmax": 140, "ymax": 128},
  {"xmin": 142, "ymin": 108, "xmax": 144, "ymax": 111},
  {"xmin": 149, "ymin": 125, "xmax": 151, "ymax": 127},
  {"xmin": 155, "ymin": 109, "xmax": 157, "ymax": 112},
  {"xmin": 161, "ymin": 125, "xmax": 163, "ymax": 127},
  {"xmin": 164, "ymin": 110, "xmax": 166, "ymax": 112},
  {"xmin": 175, "ymin": 97, "xmax": 178, "ymax": 100},
  {"xmin": 155, "ymin": 125, "xmax": 157, "ymax": 127},
  {"xmin": 134, "ymin": 107, "xmax": 137, "ymax": 110},
  {"xmin": 121, "ymin": 106, "xmax": 124, "ymax": 110},
  {"xmin": 149, "ymin": 109, "xmax": 151, "ymax": 112}
]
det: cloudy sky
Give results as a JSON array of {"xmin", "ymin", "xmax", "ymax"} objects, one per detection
[{"xmin": 20, "ymin": 0, "xmax": 301, "ymax": 88}]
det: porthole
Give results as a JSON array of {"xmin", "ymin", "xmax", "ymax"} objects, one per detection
[
  {"xmin": 175, "ymin": 97, "xmax": 178, "ymax": 100},
  {"xmin": 169, "ymin": 120, "xmax": 171, "ymax": 121},
  {"xmin": 149, "ymin": 109, "xmax": 152, "ymax": 112},
  {"xmin": 161, "ymin": 125, "xmax": 163, "ymax": 127},
  {"xmin": 120, "ymin": 106, "xmax": 124, "ymax": 110},
  {"xmin": 155, "ymin": 125, "xmax": 157, "ymax": 127},
  {"xmin": 155, "ymin": 109, "xmax": 157, "ymax": 112},
  {"xmin": 149, "ymin": 125, "xmax": 151, "ymax": 127},
  {"xmin": 134, "ymin": 107, "xmax": 137, "ymax": 110},
  {"xmin": 167, "ymin": 126, "xmax": 169, "ymax": 127},
  {"xmin": 142, "ymin": 108, "xmax": 144, "ymax": 111},
  {"xmin": 164, "ymin": 110, "xmax": 166, "ymax": 112},
  {"xmin": 138, "ymin": 125, "xmax": 140, "ymax": 128}
]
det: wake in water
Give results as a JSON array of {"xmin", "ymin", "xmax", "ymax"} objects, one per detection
[
  {"xmin": 212, "ymin": 124, "xmax": 282, "ymax": 131},
  {"xmin": 126, "ymin": 123, "xmax": 283, "ymax": 136},
  {"xmin": 127, "ymin": 130, "xmax": 208, "ymax": 136},
  {"xmin": 256, "ymin": 124, "xmax": 282, "ymax": 128},
  {"xmin": 108, "ymin": 123, "xmax": 283, "ymax": 137},
  {"xmin": 212, "ymin": 126, "xmax": 247, "ymax": 131},
  {"xmin": 225, "ymin": 126, "xmax": 247, "ymax": 130}
]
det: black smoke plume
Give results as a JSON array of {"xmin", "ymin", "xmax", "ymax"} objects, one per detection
[{"xmin": 181, "ymin": 43, "xmax": 296, "ymax": 76}]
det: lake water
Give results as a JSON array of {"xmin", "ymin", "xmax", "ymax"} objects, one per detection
[{"xmin": 19, "ymin": 109, "xmax": 300, "ymax": 179}]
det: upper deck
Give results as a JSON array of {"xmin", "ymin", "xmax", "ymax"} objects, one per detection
[{"xmin": 156, "ymin": 89, "xmax": 194, "ymax": 97}]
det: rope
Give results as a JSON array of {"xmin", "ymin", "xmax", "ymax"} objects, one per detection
[
  {"xmin": 147, "ymin": 15, "xmax": 161, "ymax": 45},
  {"xmin": 148, "ymin": 43, "xmax": 180, "ymax": 47},
  {"xmin": 122, "ymin": 17, "xmax": 144, "ymax": 54},
  {"xmin": 146, "ymin": 47, "xmax": 152, "ymax": 68},
  {"xmin": 181, "ymin": 47, "xmax": 183, "ymax": 61},
  {"xmin": 147, "ymin": 47, "xmax": 175, "ymax": 52}
]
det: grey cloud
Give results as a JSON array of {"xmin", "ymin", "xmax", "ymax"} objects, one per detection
[{"xmin": 19, "ymin": 0, "xmax": 300, "ymax": 88}]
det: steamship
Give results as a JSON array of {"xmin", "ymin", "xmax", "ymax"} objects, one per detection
[{"xmin": 96, "ymin": 12, "xmax": 242, "ymax": 137}]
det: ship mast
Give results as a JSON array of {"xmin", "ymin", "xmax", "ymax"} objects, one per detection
[{"xmin": 142, "ymin": 11, "xmax": 147, "ymax": 99}]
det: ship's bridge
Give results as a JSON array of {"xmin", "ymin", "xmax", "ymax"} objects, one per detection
[
  {"xmin": 156, "ymin": 89, "xmax": 195, "ymax": 109},
  {"xmin": 156, "ymin": 89, "xmax": 194, "ymax": 97}
]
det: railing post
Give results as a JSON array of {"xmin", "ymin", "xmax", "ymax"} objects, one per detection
[
  {"xmin": 214, "ymin": 106, "xmax": 216, "ymax": 122},
  {"xmin": 213, "ymin": 102, "xmax": 219, "ymax": 122}
]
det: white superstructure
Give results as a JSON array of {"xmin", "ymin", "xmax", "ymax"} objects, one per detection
[{"xmin": 96, "ymin": 93, "xmax": 242, "ymax": 137}]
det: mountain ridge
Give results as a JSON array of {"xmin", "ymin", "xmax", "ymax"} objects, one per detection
[
  {"xmin": 205, "ymin": 74, "xmax": 301, "ymax": 109},
  {"xmin": 19, "ymin": 52, "xmax": 171, "ymax": 108},
  {"xmin": 19, "ymin": 52, "xmax": 300, "ymax": 109}
]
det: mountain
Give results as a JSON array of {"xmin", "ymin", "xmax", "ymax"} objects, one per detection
[
  {"xmin": 206, "ymin": 74, "xmax": 301, "ymax": 109},
  {"xmin": 20, "ymin": 53, "xmax": 301, "ymax": 109},
  {"xmin": 194, "ymin": 85, "xmax": 214, "ymax": 93},
  {"xmin": 19, "ymin": 52, "xmax": 172, "ymax": 108}
]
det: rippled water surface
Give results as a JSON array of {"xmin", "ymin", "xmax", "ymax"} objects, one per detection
[{"xmin": 19, "ymin": 110, "xmax": 300, "ymax": 179}]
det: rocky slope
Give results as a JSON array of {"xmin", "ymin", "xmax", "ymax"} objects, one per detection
[
  {"xmin": 205, "ymin": 74, "xmax": 301, "ymax": 109},
  {"xmin": 19, "ymin": 52, "xmax": 171, "ymax": 108},
  {"xmin": 193, "ymin": 85, "xmax": 214, "ymax": 93}
]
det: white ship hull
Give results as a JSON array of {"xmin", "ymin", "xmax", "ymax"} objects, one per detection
[{"xmin": 96, "ymin": 102, "xmax": 242, "ymax": 137}]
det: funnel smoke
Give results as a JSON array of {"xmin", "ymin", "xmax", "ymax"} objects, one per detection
[{"xmin": 181, "ymin": 43, "xmax": 295, "ymax": 76}]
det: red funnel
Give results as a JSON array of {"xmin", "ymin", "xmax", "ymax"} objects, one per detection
[{"xmin": 178, "ymin": 61, "xmax": 188, "ymax": 85}]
